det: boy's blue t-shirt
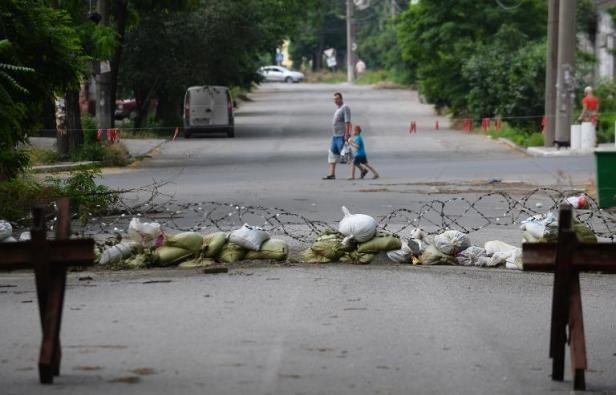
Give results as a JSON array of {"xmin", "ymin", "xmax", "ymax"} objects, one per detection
[{"xmin": 353, "ymin": 135, "xmax": 366, "ymax": 157}]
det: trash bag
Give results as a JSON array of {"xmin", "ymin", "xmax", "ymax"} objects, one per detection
[
  {"xmin": 484, "ymin": 240, "xmax": 522, "ymax": 270},
  {"xmin": 301, "ymin": 248, "xmax": 332, "ymax": 263},
  {"xmin": 153, "ymin": 246, "xmax": 194, "ymax": 266},
  {"xmin": 310, "ymin": 231, "xmax": 349, "ymax": 260},
  {"xmin": 357, "ymin": 231, "xmax": 401, "ymax": 254},
  {"xmin": 125, "ymin": 254, "xmax": 149, "ymax": 269},
  {"xmin": 520, "ymin": 212, "xmax": 558, "ymax": 242},
  {"xmin": 202, "ymin": 232, "xmax": 228, "ymax": 258},
  {"xmin": 0, "ymin": 220, "xmax": 12, "ymax": 241},
  {"xmin": 433, "ymin": 230, "xmax": 471, "ymax": 255},
  {"xmin": 217, "ymin": 241, "xmax": 247, "ymax": 263},
  {"xmin": 245, "ymin": 239, "xmax": 288, "ymax": 261},
  {"xmin": 165, "ymin": 232, "xmax": 203, "ymax": 254},
  {"xmin": 128, "ymin": 218, "xmax": 163, "ymax": 247},
  {"xmin": 420, "ymin": 245, "xmax": 457, "ymax": 265},
  {"xmin": 340, "ymin": 250, "xmax": 376, "ymax": 265},
  {"xmin": 18, "ymin": 231, "xmax": 30, "ymax": 241},
  {"xmin": 386, "ymin": 242, "xmax": 413, "ymax": 263},
  {"xmin": 407, "ymin": 238, "xmax": 427, "ymax": 256},
  {"xmin": 456, "ymin": 246, "xmax": 496, "ymax": 267},
  {"xmin": 573, "ymin": 222, "xmax": 597, "ymax": 243},
  {"xmin": 338, "ymin": 206, "xmax": 377, "ymax": 243},
  {"xmin": 99, "ymin": 241, "xmax": 139, "ymax": 265},
  {"xmin": 229, "ymin": 224, "xmax": 270, "ymax": 251}
]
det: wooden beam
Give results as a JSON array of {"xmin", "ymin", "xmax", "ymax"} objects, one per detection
[
  {"xmin": 523, "ymin": 243, "xmax": 616, "ymax": 273},
  {"xmin": 0, "ymin": 239, "xmax": 95, "ymax": 270}
]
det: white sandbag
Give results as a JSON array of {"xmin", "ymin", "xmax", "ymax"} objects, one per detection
[
  {"xmin": 520, "ymin": 212, "xmax": 558, "ymax": 240},
  {"xmin": 19, "ymin": 231, "xmax": 31, "ymax": 241},
  {"xmin": 434, "ymin": 230, "xmax": 471, "ymax": 255},
  {"xmin": 99, "ymin": 241, "xmax": 139, "ymax": 265},
  {"xmin": 338, "ymin": 206, "xmax": 377, "ymax": 243},
  {"xmin": 229, "ymin": 224, "xmax": 270, "ymax": 251},
  {"xmin": 0, "ymin": 220, "xmax": 12, "ymax": 241},
  {"xmin": 127, "ymin": 218, "xmax": 163, "ymax": 247},
  {"xmin": 1, "ymin": 236, "xmax": 16, "ymax": 243},
  {"xmin": 387, "ymin": 242, "xmax": 413, "ymax": 263},
  {"xmin": 484, "ymin": 240, "xmax": 522, "ymax": 270},
  {"xmin": 456, "ymin": 246, "xmax": 497, "ymax": 267}
]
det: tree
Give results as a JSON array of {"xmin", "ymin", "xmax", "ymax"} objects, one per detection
[{"xmin": 0, "ymin": 1, "xmax": 83, "ymax": 180}]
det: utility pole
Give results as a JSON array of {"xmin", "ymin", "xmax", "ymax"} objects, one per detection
[
  {"xmin": 95, "ymin": 0, "xmax": 112, "ymax": 130},
  {"xmin": 346, "ymin": 0, "xmax": 355, "ymax": 83},
  {"xmin": 554, "ymin": 0, "xmax": 577, "ymax": 145},
  {"xmin": 544, "ymin": 0, "xmax": 559, "ymax": 146}
]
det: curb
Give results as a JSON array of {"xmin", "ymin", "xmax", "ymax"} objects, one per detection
[
  {"xmin": 31, "ymin": 161, "xmax": 101, "ymax": 174},
  {"xmin": 496, "ymin": 137, "xmax": 528, "ymax": 156}
]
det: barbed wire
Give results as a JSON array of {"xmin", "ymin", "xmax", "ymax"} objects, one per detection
[{"xmin": 60, "ymin": 186, "xmax": 615, "ymax": 246}]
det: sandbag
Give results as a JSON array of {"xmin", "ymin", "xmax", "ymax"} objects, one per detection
[
  {"xmin": 484, "ymin": 240, "xmax": 522, "ymax": 270},
  {"xmin": 154, "ymin": 246, "xmax": 194, "ymax": 266},
  {"xmin": 456, "ymin": 246, "xmax": 496, "ymax": 267},
  {"xmin": 178, "ymin": 257, "xmax": 215, "ymax": 268},
  {"xmin": 245, "ymin": 239, "xmax": 288, "ymax": 261},
  {"xmin": 340, "ymin": 251, "xmax": 376, "ymax": 265},
  {"xmin": 99, "ymin": 241, "xmax": 139, "ymax": 265},
  {"xmin": 217, "ymin": 241, "xmax": 247, "ymax": 263},
  {"xmin": 573, "ymin": 222, "xmax": 597, "ymax": 243},
  {"xmin": 386, "ymin": 242, "xmax": 413, "ymax": 263},
  {"xmin": 357, "ymin": 231, "xmax": 401, "ymax": 254},
  {"xmin": 229, "ymin": 224, "xmax": 270, "ymax": 251},
  {"xmin": 310, "ymin": 232, "xmax": 349, "ymax": 260},
  {"xmin": 125, "ymin": 254, "xmax": 149, "ymax": 269},
  {"xmin": 165, "ymin": 232, "xmax": 203, "ymax": 254},
  {"xmin": 407, "ymin": 238, "xmax": 427, "ymax": 256},
  {"xmin": 434, "ymin": 230, "xmax": 471, "ymax": 255},
  {"xmin": 301, "ymin": 248, "xmax": 332, "ymax": 263},
  {"xmin": 0, "ymin": 220, "xmax": 12, "ymax": 241},
  {"xmin": 128, "ymin": 218, "xmax": 163, "ymax": 247},
  {"xmin": 420, "ymin": 245, "xmax": 457, "ymax": 265},
  {"xmin": 202, "ymin": 232, "xmax": 228, "ymax": 258},
  {"xmin": 338, "ymin": 206, "xmax": 377, "ymax": 243}
]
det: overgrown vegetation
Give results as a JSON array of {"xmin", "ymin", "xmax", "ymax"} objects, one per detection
[
  {"xmin": 488, "ymin": 126, "xmax": 544, "ymax": 148},
  {"xmin": 0, "ymin": 169, "xmax": 117, "ymax": 223}
]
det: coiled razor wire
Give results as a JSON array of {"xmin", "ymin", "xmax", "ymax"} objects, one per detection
[{"xmin": 59, "ymin": 187, "xmax": 616, "ymax": 245}]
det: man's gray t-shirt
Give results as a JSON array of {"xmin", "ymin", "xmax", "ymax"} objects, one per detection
[{"xmin": 332, "ymin": 104, "xmax": 351, "ymax": 136}]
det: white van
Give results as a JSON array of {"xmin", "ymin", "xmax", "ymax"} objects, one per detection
[{"xmin": 183, "ymin": 86, "xmax": 234, "ymax": 138}]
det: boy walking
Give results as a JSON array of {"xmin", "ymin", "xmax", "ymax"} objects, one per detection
[{"xmin": 347, "ymin": 125, "xmax": 379, "ymax": 180}]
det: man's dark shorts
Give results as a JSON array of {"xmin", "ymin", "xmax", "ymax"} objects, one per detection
[{"xmin": 353, "ymin": 155, "xmax": 368, "ymax": 166}]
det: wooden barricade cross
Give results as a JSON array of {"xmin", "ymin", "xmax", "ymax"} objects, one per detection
[
  {"xmin": 523, "ymin": 205, "xmax": 616, "ymax": 391},
  {"xmin": 0, "ymin": 198, "xmax": 94, "ymax": 384}
]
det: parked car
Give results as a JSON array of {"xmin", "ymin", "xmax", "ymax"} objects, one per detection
[
  {"xmin": 114, "ymin": 98, "xmax": 138, "ymax": 120},
  {"xmin": 258, "ymin": 66, "xmax": 304, "ymax": 83},
  {"xmin": 183, "ymin": 85, "xmax": 234, "ymax": 138}
]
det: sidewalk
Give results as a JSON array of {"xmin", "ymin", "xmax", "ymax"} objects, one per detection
[
  {"xmin": 497, "ymin": 137, "xmax": 616, "ymax": 157},
  {"xmin": 29, "ymin": 137, "xmax": 166, "ymax": 173}
]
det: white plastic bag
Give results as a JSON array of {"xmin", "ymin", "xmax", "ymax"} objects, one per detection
[
  {"xmin": 386, "ymin": 242, "xmax": 413, "ymax": 263},
  {"xmin": 484, "ymin": 240, "xmax": 523, "ymax": 270},
  {"xmin": 99, "ymin": 241, "xmax": 139, "ymax": 265},
  {"xmin": 127, "ymin": 218, "xmax": 163, "ymax": 247},
  {"xmin": 229, "ymin": 224, "xmax": 270, "ymax": 251},
  {"xmin": 339, "ymin": 143, "xmax": 352, "ymax": 164},
  {"xmin": 0, "ymin": 220, "xmax": 12, "ymax": 241},
  {"xmin": 434, "ymin": 230, "xmax": 471, "ymax": 256},
  {"xmin": 520, "ymin": 212, "xmax": 558, "ymax": 241},
  {"xmin": 456, "ymin": 246, "xmax": 496, "ymax": 267},
  {"xmin": 338, "ymin": 206, "xmax": 377, "ymax": 243}
]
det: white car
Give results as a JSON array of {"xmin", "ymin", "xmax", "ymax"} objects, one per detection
[{"xmin": 258, "ymin": 66, "xmax": 304, "ymax": 83}]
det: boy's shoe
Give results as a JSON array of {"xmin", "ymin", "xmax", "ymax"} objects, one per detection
[
  {"xmin": 322, "ymin": 175, "xmax": 335, "ymax": 180},
  {"xmin": 360, "ymin": 169, "xmax": 368, "ymax": 179}
]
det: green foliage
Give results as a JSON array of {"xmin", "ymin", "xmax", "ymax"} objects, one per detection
[
  {"xmin": 0, "ymin": 175, "xmax": 46, "ymax": 221},
  {"xmin": 488, "ymin": 126, "xmax": 544, "ymax": 147},
  {"xmin": 303, "ymin": 70, "xmax": 347, "ymax": 83},
  {"xmin": 27, "ymin": 147, "xmax": 60, "ymax": 165},
  {"xmin": 69, "ymin": 142, "xmax": 131, "ymax": 166}
]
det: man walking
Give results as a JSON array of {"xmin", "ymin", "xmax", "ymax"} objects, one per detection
[{"xmin": 323, "ymin": 92, "xmax": 351, "ymax": 180}]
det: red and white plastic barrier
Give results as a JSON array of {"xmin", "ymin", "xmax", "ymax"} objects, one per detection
[{"xmin": 409, "ymin": 121, "xmax": 417, "ymax": 133}]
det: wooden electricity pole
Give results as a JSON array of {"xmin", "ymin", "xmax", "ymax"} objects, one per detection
[
  {"xmin": 544, "ymin": 0, "xmax": 559, "ymax": 146},
  {"xmin": 554, "ymin": 0, "xmax": 577, "ymax": 145}
]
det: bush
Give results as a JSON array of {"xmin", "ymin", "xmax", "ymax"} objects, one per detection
[
  {"xmin": 0, "ymin": 175, "xmax": 47, "ymax": 221},
  {"xmin": 69, "ymin": 142, "xmax": 131, "ymax": 166},
  {"xmin": 27, "ymin": 147, "xmax": 60, "ymax": 165}
]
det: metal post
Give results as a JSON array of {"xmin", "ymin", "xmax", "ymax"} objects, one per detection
[
  {"xmin": 346, "ymin": 0, "xmax": 354, "ymax": 83},
  {"xmin": 554, "ymin": 0, "xmax": 577, "ymax": 144},
  {"xmin": 544, "ymin": 0, "xmax": 559, "ymax": 146}
]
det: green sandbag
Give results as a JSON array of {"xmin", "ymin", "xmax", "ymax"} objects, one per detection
[
  {"xmin": 340, "ymin": 251, "xmax": 376, "ymax": 265},
  {"xmin": 178, "ymin": 257, "xmax": 215, "ymax": 268},
  {"xmin": 202, "ymin": 232, "xmax": 228, "ymax": 258},
  {"xmin": 301, "ymin": 248, "xmax": 332, "ymax": 263},
  {"xmin": 124, "ymin": 254, "xmax": 149, "ymax": 269},
  {"xmin": 310, "ymin": 232, "xmax": 349, "ymax": 260},
  {"xmin": 245, "ymin": 239, "xmax": 288, "ymax": 261},
  {"xmin": 357, "ymin": 231, "xmax": 401, "ymax": 254},
  {"xmin": 217, "ymin": 241, "xmax": 247, "ymax": 263},
  {"xmin": 420, "ymin": 245, "xmax": 457, "ymax": 265},
  {"xmin": 573, "ymin": 222, "xmax": 597, "ymax": 243},
  {"xmin": 154, "ymin": 246, "xmax": 194, "ymax": 266},
  {"xmin": 165, "ymin": 232, "xmax": 204, "ymax": 254}
]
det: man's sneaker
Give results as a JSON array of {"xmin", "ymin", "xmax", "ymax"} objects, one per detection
[
  {"xmin": 322, "ymin": 175, "xmax": 335, "ymax": 180},
  {"xmin": 360, "ymin": 169, "xmax": 368, "ymax": 179}
]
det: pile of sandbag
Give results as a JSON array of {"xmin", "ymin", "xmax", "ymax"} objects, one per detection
[
  {"xmin": 97, "ymin": 220, "xmax": 289, "ymax": 268},
  {"xmin": 521, "ymin": 211, "xmax": 596, "ymax": 244},
  {"xmin": 302, "ymin": 207, "xmax": 401, "ymax": 264},
  {"xmin": 0, "ymin": 220, "xmax": 30, "ymax": 243}
]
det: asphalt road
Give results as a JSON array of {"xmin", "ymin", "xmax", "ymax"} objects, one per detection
[{"xmin": 2, "ymin": 83, "xmax": 613, "ymax": 395}]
